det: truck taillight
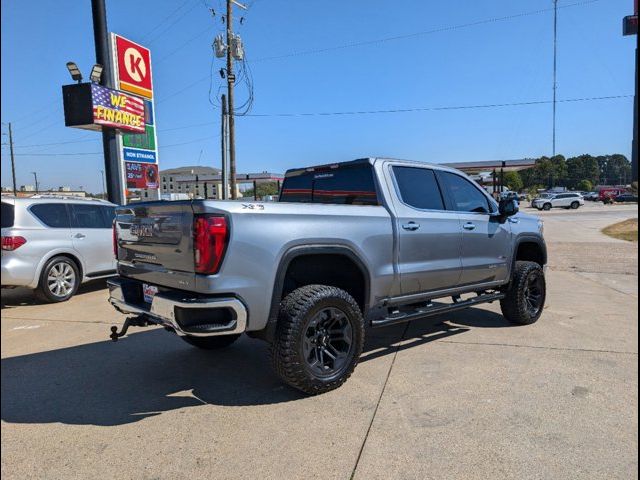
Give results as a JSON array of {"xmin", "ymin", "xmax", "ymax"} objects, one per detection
[
  {"xmin": 1, "ymin": 236, "xmax": 26, "ymax": 251},
  {"xmin": 193, "ymin": 215, "xmax": 228, "ymax": 274}
]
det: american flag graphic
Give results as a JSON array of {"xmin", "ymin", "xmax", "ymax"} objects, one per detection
[{"xmin": 91, "ymin": 83, "xmax": 145, "ymax": 133}]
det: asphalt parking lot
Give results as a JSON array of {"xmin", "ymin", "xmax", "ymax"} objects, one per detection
[{"xmin": 2, "ymin": 203, "xmax": 638, "ymax": 480}]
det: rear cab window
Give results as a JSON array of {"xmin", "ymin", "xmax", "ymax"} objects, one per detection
[
  {"xmin": 30, "ymin": 203, "xmax": 71, "ymax": 228},
  {"xmin": 392, "ymin": 166, "xmax": 445, "ymax": 210},
  {"xmin": 280, "ymin": 161, "xmax": 380, "ymax": 205},
  {"xmin": 1, "ymin": 202, "xmax": 14, "ymax": 228}
]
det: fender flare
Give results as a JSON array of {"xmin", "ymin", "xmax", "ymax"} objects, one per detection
[
  {"xmin": 258, "ymin": 245, "xmax": 371, "ymax": 340},
  {"xmin": 509, "ymin": 234, "xmax": 547, "ymax": 277}
]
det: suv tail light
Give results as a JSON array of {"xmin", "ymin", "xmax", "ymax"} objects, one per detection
[
  {"xmin": 1, "ymin": 236, "xmax": 27, "ymax": 251},
  {"xmin": 193, "ymin": 215, "xmax": 228, "ymax": 274}
]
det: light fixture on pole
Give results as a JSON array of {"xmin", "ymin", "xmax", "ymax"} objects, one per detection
[
  {"xmin": 66, "ymin": 62, "xmax": 83, "ymax": 83},
  {"xmin": 90, "ymin": 64, "xmax": 103, "ymax": 83}
]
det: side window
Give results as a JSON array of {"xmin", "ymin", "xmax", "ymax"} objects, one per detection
[
  {"xmin": 439, "ymin": 172, "xmax": 492, "ymax": 214},
  {"xmin": 393, "ymin": 166, "xmax": 445, "ymax": 210},
  {"xmin": 30, "ymin": 203, "xmax": 71, "ymax": 228},
  {"xmin": 71, "ymin": 204, "xmax": 109, "ymax": 229},
  {"xmin": 101, "ymin": 206, "xmax": 116, "ymax": 227}
]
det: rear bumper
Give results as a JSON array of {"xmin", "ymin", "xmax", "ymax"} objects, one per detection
[
  {"xmin": 107, "ymin": 277, "xmax": 247, "ymax": 337},
  {"xmin": 1, "ymin": 255, "xmax": 38, "ymax": 288}
]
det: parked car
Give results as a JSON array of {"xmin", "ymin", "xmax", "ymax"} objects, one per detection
[
  {"xmin": 583, "ymin": 191, "xmax": 599, "ymax": 201},
  {"xmin": 531, "ymin": 192, "xmax": 584, "ymax": 210},
  {"xmin": 614, "ymin": 193, "xmax": 638, "ymax": 203},
  {"xmin": 108, "ymin": 158, "xmax": 547, "ymax": 395},
  {"xmin": 1, "ymin": 196, "xmax": 117, "ymax": 302}
]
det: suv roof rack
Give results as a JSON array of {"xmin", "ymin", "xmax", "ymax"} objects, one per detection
[{"xmin": 26, "ymin": 195, "xmax": 112, "ymax": 203}]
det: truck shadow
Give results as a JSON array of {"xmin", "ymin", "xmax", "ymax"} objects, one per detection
[{"xmin": 1, "ymin": 309, "xmax": 506, "ymax": 427}]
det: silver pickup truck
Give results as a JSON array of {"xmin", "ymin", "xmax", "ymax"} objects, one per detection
[{"xmin": 108, "ymin": 158, "xmax": 547, "ymax": 394}]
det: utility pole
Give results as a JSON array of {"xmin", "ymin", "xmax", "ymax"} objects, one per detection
[
  {"xmin": 91, "ymin": 0, "xmax": 124, "ymax": 205},
  {"xmin": 226, "ymin": 0, "xmax": 246, "ymax": 200},
  {"xmin": 100, "ymin": 169, "xmax": 106, "ymax": 199},
  {"xmin": 622, "ymin": 1, "xmax": 638, "ymax": 181},
  {"xmin": 221, "ymin": 93, "xmax": 228, "ymax": 200},
  {"xmin": 31, "ymin": 172, "xmax": 39, "ymax": 194},
  {"xmin": 552, "ymin": 0, "xmax": 558, "ymax": 157},
  {"xmin": 8, "ymin": 123, "xmax": 17, "ymax": 196}
]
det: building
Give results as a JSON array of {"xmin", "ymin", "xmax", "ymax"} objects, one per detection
[{"xmin": 159, "ymin": 166, "xmax": 284, "ymax": 199}]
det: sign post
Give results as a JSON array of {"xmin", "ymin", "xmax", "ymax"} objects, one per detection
[{"xmin": 623, "ymin": 0, "xmax": 638, "ymax": 182}]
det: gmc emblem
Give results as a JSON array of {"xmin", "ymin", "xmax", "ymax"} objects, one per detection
[{"xmin": 130, "ymin": 223, "xmax": 154, "ymax": 237}]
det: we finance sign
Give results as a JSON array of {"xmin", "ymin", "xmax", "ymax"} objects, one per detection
[{"xmin": 91, "ymin": 84, "xmax": 145, "ymax": 133}]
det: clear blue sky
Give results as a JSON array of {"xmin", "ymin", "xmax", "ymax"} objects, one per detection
[{"xmin": 1, "ymin": 0, "xmax": 635, "ymax": 193}]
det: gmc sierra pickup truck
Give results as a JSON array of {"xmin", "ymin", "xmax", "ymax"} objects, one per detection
[{"xmin": 108, "ymin": 158, "xmax": 547, "ymax": 394}]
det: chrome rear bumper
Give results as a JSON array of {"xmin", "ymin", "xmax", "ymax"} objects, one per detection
[{"xmin": 107, "ymin": 279, "xmax": 247, "ymax": 337}]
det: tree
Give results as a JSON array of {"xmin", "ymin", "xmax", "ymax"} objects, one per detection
[
  {"xmin": 576, "ymin": 179, "xmax": 593, "ymax": 192},
  {"xmin": 242, "ymin": 181, "xmax": 279, "ymax": 199},
  {"xmin": 566, "ymin": 155, "xmax": 599, "ymax": 188},
  {"xmin": 503, "ymin": 171, "xmax": 523, "ymax": 191}
]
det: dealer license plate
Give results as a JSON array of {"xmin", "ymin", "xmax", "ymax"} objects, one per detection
[{"xmin": 142, "ymin": 283, "xmax": 158, "ymax": 304}]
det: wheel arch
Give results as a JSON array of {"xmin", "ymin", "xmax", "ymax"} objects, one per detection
[
  {"xmin": 35, "ymin": 251, "xmax": 84, "ymax": 288},
  {"xmin": 258, "ymin": 245, "xmax": 371, "ymax": 342}
]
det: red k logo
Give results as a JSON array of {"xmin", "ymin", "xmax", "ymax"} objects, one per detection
[{"xmin": 124, "ymin": 48, "xmax": 146, "ymax": 82}]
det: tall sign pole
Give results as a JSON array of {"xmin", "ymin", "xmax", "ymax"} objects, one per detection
[
  {"xmin": 623, "ymin": 0, "xmax": 638, "ymax": 182},
  {"xmin": 8, "ymin": 122, "xmax": 17, "ymax": 196},
  {"xmin": 91, "ymin": 0, "xmax": 124, "ymax": 205},
  {"xmin": 552, "ymin": 0, "xmax": 558, "ymax": 157}
]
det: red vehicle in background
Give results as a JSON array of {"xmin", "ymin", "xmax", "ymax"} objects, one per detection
[{"xmin": 599, "ymin": 188, "xmax": 627, "ymax": 203}]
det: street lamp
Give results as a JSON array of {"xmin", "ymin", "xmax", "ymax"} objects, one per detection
[
  {"xmin": 90, "ymin": 64, "xmax": 103, "ymax": 83},
  {"xmin": 66, "ymin": 62, "xmax": 83, "ymax": 83}
]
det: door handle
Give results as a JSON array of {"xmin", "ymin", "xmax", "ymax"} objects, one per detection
[
  {"xmin": 463, "ymin": 222, "xmax": 476, "ymax": 231},
  {"xmin": 402, "ymin": 222, "xmax": 420, "ymax": 231},
  {"xmin": 73, "ymin": 233, "xmax": 86, "ymax": 239}
]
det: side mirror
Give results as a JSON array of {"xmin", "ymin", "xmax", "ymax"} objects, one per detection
[{"xmin": 498, "ymin": 198, "xmax": 519, "ymax": 217}]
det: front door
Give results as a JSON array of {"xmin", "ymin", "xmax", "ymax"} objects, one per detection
[
  {"xmin": 390, "ymin": 165, "xmax": 463, "ymax": 296},
  {"xmin": 436, "ymin": 171, "xmax": 511, "ymax": 286}
]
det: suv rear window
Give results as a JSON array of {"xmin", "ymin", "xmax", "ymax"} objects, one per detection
[
  {"xmin": 30, "ymin": 203, "xmax": 71, "ymax": 228},
  {"xmin": 1, "ymin": 202, "xmax": 14, "ymax": 228},
  {"xmin": 280, "ymin": 163, "xmax": 379, "ymax": 205}
]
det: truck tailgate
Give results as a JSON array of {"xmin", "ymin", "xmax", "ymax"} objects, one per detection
[{"xmin": 115, "ymin": 201, "xmax": 197, "ymax": 290}]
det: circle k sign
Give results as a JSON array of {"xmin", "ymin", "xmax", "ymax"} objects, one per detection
[{"xmin": 113, "ymin": 34, "xmax": 153, "ymax": 99}]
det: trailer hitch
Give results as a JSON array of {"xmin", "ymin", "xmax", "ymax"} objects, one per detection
[{"xmin": 110, "ymin": 315, "xmax": 151, "ymax": 342}]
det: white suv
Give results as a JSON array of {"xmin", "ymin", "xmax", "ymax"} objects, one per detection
[
  {"xmin": 531, "ymin": 192, "xmax": 584, "ymax": 211},
  {"xmin": 1, "ymin": 196, "xmax": 117, "ymax": 302}
]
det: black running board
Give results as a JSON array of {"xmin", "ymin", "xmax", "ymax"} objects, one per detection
[{"xmin": 371, "ymin": 292, "xmax": 505, "ymax": 328}]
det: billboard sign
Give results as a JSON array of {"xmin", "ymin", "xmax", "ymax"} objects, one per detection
[
  {"xmin": 111, "ymin": 33, "xmax": 159, "ymax": 194},
  {"xmin": 114, "ymin": 35, "xmax": 153, "ymax": 98},
  {"xmin": 125, "ymin": 162, "xmax": 159, "ymax": 189}
]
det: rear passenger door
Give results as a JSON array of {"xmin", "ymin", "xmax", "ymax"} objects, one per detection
[
  {"xmin": 390, "ymin": 165, "xmax": 463, "ymax": 295},
  {"xmin": 69, "ymin": 204, "xmax": 116, "ymax": 276},
  {"xmin": 436, "ymin": 171, "xmax": 511, "ymax": 287}
]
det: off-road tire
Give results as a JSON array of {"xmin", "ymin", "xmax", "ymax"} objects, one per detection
[
  {"xmin": 542, "ymin": 203, "xmax": 552, "ymax": 211},
  {"xmin": 570, "ymin": 201, "xmax": 580, "ymax": 209},
  {"xmin": 35, "ymin": 256, "xmax": 80, "ymax": 303},
  {"xmin": 181, "ymin": 334, "xmax": 241, "ymax": 349},
  {"xmin": 270, "ymin": 285, "xmax": 365, "ymax": 395},
  {"xmin": 500, "ymin": 261, "xmax": 546, "ymax": 325}
]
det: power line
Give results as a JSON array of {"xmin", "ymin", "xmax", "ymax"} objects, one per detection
[
  {"xmin": 156, "ymin": 0, "xmax": 602, "ymax": 104},
  {"xmin": 252, "ymin": 0, "xmax": 601, "ymax": 63},
  {"xmin": 241, "ymin": 94, "xmax": 632, "ymax": 117}
]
